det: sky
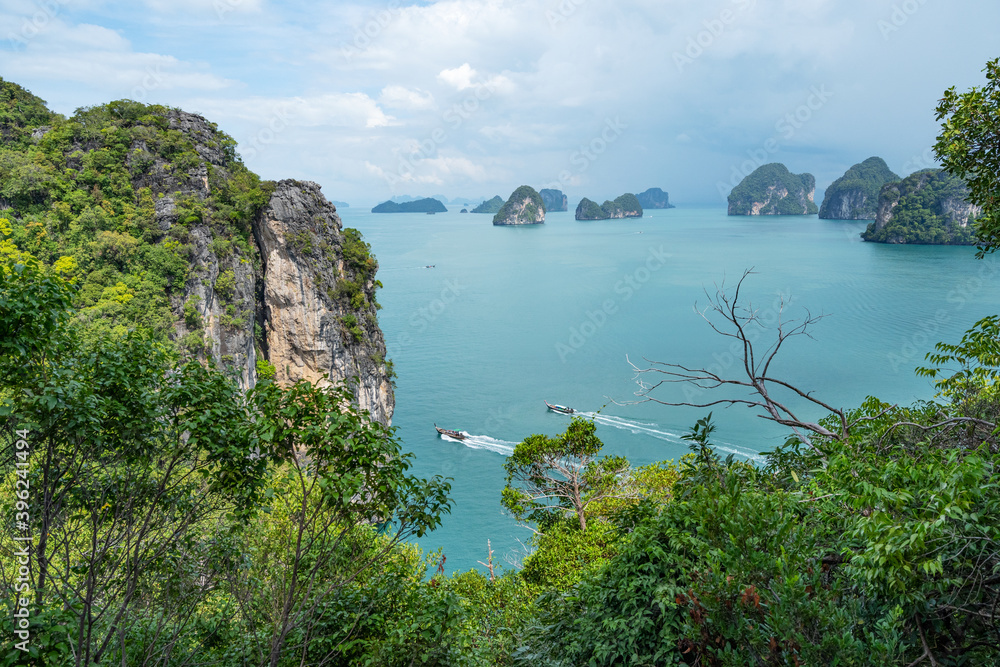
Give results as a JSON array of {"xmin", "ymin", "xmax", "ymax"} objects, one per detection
[{"xmin": 1, "ymin": 0, "xmax": 998, "ymax": 207}]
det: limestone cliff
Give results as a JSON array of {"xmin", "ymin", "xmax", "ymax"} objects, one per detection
[
  {"xmin": 819, "ymin": 157, "xmax": 899, "ymax": 220},
  {"xmin": 862, "ymin": 169, "xmax": 979, "ymax": 245},
  {"xmin": 144, "ymin": 114, "xmax": 393, "ymax": 422},
  {"xmin": 254, "ymin": 181, "xmax": 393, "ymax": 424},
  {"xmin": 493, "ymin": 186, "xmax": 545, "ymax": 225},
  {"xmin": 728, "ymin": 163, "xmax": 818, "ymax": 216},
  {"xmin": 636, "ymin": 187, "xmax": 675, "ymax": 209},
  {"xmin": 574, "ymin": 194, "xmax": 643, "ymax": 220},
  {"xmin": 0, "ymin": 83, "xmax": 395, "ymax": 425},
  {"xmin": 539, "ymin": 188, "xmax": 568, "ymax": 212}
]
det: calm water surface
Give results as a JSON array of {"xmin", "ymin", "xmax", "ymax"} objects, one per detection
[{"xmin": 339, "ymin": 206, "xmax": 1000, "ymax": 573}]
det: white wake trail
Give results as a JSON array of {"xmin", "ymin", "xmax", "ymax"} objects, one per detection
[
  {"xmin": 577, "ymin": 411, "xmax": 765, "ymax": 463},
  {"xmin": 439, "ymin": 433, "xmax": 517, "ymax": 456}
]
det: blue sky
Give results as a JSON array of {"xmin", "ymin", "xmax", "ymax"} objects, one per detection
[{"xmin": 2, "ymin": 0, "xmax": 998, "ymax": 206}]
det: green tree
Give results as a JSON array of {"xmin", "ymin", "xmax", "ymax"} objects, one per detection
[
  {"xmin": 0, "ymin": 249, "xmax": 452, "ymax": 666},
  {"xmin": 501, "ymin": 418, "xmax": 629, "ymax": 531},
  {"xmin": 935, "ymin": 57, "xmax": 1000, "ymax": 255}
]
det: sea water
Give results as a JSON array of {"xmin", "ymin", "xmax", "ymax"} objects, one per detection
[{"xmin": 339, "ymin": 206, "xmax": 1000, "ymax": 573}]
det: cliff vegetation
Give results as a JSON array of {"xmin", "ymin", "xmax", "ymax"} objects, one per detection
[
  {"xmin": 819, "ymin": 156, "xmax": 899, "ymax": 219},
  {"xmin": 862, "ymin": 169, "xmax": 978, "ymax": 245},
  {"xmin": 728, "ymin": 163, "xmax": 818, "ymax": 215}
]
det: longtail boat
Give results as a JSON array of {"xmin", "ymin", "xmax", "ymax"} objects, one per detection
[
  {"xmin": 544, "ymin": 400, "xmax": 575, "ymax": 415},
  {"xmin": 434, "ymin": 424, "xmax": 466, "ymax": 440}
]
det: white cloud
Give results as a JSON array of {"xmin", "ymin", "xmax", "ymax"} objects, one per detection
[
  {"xmin": 142, "ymin": 0, "xmax": 264, "ymax": 15},
  {"xmin": 379, "ymin": 85, "xmax": 435, "ymax": 111},
  {"xmin": 437, "ymin": 63, "xmax": 477, "ymax": 91},
  {"xmin": 194, "ymin": 92, "xmax": 394, "ymax": 129}
]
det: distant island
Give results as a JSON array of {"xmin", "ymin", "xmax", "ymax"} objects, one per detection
[
  {"xmin": 371, "ymin": 198, "xmax": 447, "ymax": 213},
  {"xmin": 636, "ymin": 187, "xmax": 675, "ymax": 209},
  {"xmin": 331, "ymin": 200, "xmax": 350, "ymax": 208},
  {"xmin": 728, "ymin": 163, "xmax": 818, "ymax": 215},
  {"xmin": 471, "ymin": 196, "xmax": 504, "ymax": 214},
  {"xmin": 861, "ymin": 169, "xmax": 979, "ymax": 245},
  {"xmin": 494, "ymin": 186, "xmax": 545, "ymax": 225},
  {"xmin": 575, "ymin": 193, "xmax": 643, "ymax": 220},
  {"xmin": 819, "ymin": 157, "xmax": 899, "ymax": 220},
  {"xmin": 539, "ymin": 188, "xmax": 568, "ymax": 212}
]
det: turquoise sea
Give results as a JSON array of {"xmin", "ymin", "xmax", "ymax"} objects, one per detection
[{"xmin": 339, "ymin": 206, "xmax": 1000, "ymax": 574}]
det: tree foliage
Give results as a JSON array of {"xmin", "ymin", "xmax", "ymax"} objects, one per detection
[{"xmin": 935, "ymin": 57, "xmax": 1000, "ymax": 256}]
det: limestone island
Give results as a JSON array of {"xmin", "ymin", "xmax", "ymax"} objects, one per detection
[
  {"xmin": 540, "ymin": 188, "xmax": 568, "ymax": 212},
  {"xmin": 861, "ymin": 169, "xmax": 979, "ymax": 245},
  {"xmin": 371, "ymin": 198, "xmax": 447, "ymax": 213},
  {"xmin": 331, "ymin": 200, "xmax": 350, "ymax": 208},
  {"xmin": 471, "ymin": 196, "xmax": 504, "ymax": 214},
  {"xmin": 728, "ymin": 163, "xmax": 818, "ymax": 215},
  {"xmin": 493, "ymin": 186, "xmax": 545, "ymax": 225},
  {"xmin": 636, "ymin": 187, "xmax": 675, "ymax": 209},
  {"xmin": 819, "ymin": 157, "xmax": 899, "ymax": 220},
  {"xmin": 575, "ymin": 193, "xmax": 643, "ymax": 220}
]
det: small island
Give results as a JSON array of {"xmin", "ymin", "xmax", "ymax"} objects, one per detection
[
  {"xmin": 728, "ymin": 163, "xmax": 818, "ymax": 215},
  {"xmin": 471, "ymin": 196, "xmax": 504, "ymax": 214},
  {"xmin": 861, "ymin": 169, "xmax": 979, "ymax": 245},
  {"xmin": 636, "ymin": 187, "xmax": 675, "ymax": 209},
  {"xmin": 331, "ymin": 200, "xmax": 350, "ymax": 208},
  {"xmin": 371, "ymin": 198, "xmax": 447, "ymax": 214},
  {"xmin": 540, "ymin": 188, "xmax": 568, "ymax": 212},
  {"xmin": 819, "ymin": 157, "xmax": 899, "ymax": 220},
  {"xmin": 493, "ymin": 186, "xmax": 545, "ymax": 225},
  {"xmin": 575, "ymin": 193, "xmax": 643, "ymax": 220}
]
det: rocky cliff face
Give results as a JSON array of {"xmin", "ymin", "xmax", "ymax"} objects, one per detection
[
  {"xmin": 254, "ymin": 181, "xmax": 393, "ymax": 424},
  {"xmin": 493, "ymin": 186, "xmax": 545, "ymax": 225},
  {"xmin": 728, "ymin": 163, "xmax": 818, "ymax": 216},
  {"xmin": 575, "ymin": 194, "xmax": 643, "ymax": 220},
  {"xmin": 863, "ymin": 169, "xmax": 980, "ymax": 245},
  {"xmin": 819, "ymin": 157, "xmax": 899, "ymax": 220},
  {"xmin": 1, "ymin": 91, "xmax": 395, "ymax": 423},
  {"xmin": 539, "ymin": 188, "xmax": 567, "ymax": 212},
  {"xmin": 636, "ymin": 187, "xmax": 675, "ymax": 209},
  {"xmin": 115, "ymin": 109, "xmax": 394, "ymax": 423}
]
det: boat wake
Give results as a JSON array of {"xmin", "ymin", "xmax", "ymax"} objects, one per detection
[
  {"xmin": 578, "ymin": 411, "xmax": 764, "ymax": 462},
  {"xmin": 439, "ymin": 433, "xmax": 517, "ymax": 456}
]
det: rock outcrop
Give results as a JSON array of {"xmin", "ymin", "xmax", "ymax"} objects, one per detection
[
  {"xmin": 471, "ymin": 196, "xmax": 504, "ymax": 214},
  {"xmin": 0, "ymin": 82, "xmax": 396, "ymax": 425},
  {"xmin": 539, "ymin": 188, "xmax": 568, "ymax": 212},
  {"xmin": 636, "ymin": 187, "xmax": 675, "ymax": 209},
  {"xmin": 371, "ymin": 198, "xmax": 446, "ymax": 213},
  {"xmin": 256, "ymin": 181, "xmax": 394, "ymax": 423},
  {"xmin": 575, "ymin": 194, "xmax": 643, "ymax": 220},
  {"xmin": 728, "ymin": 163, "xmax": 818, "ymax": 216},
  {"xmin": 819, "ymin": 157, "xmax": 899, "ymax": 220},
  {"xmin": 493, "ymin": 186, "xmax": 545, "ymax": 225},
  {"xmin": 862, "ymin": 169, "xmax": 979, "ymax": 245},
  {"xmin": 575, "ymin": 198, "xmax": 605, "ymax": 220}
]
